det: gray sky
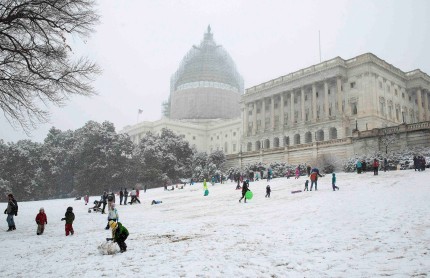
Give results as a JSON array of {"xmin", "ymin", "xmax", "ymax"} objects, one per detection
[{"xmin": 1, "ymin": 0, "xmax": 429, "ymax": 142}]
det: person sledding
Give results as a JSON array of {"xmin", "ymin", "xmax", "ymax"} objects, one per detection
[
  {"xmin": 106, "ymin": 220, "xmax": 129, "ymax": 253},
  {"xmin": 239, "ymin": 180, "xmax": 250, "ymax": 203}
]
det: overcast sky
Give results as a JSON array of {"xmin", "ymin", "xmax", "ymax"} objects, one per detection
[{"xmin": 1, "ymin": 0, "xmax": 429, "ymax": 143}]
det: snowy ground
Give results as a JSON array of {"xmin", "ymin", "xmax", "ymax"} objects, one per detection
[{"xmin": 0, "ymin": 170, "xmax": 429, "ymax": 277}]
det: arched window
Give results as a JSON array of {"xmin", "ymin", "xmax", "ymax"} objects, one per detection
[
  {"xmin": 255, "ymin": 141, "xmax": 261, "ymax": 151},
  {"xmin": 284, "ymin": 136, "xmax": 290, "ymax": 146},
  {"xmin": 273, "ymin": 137, "xmax": 280, "ymax": 148},
  {"xmin": 316, "ymin": 129, "xmax": 324, "ymax": 141},
  {"xmin": 264, "ymin": 139, "xmax": 270, "ymax": 149},
  {"xmin": 294, "ymin": 134, "xmax": 300, "ymax": 145},
  {"xmin": 305, "ymin": 132, "xmax": 313, "ymax": 143},
  {"xmin": 247, "ymin": 142, "xmax": 252, "ymax": 152},
  {"xmin": 329, "ymin": 127, "xmax": 338, "ymax": 139}
]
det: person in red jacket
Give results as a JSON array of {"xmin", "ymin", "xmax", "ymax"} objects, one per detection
[
  {"xmin": 373, "ymin": 159, "xmax": 380, "ymax": 175},
  {"xmin": 35, "ymin": 208, "xmax": 47, "ymax": 235}
]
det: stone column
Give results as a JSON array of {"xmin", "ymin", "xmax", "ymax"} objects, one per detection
[
  {"xmin": 301, "ymin": 88, "xmax": 305, "ymax": 122},
  {"xmin": 290, "ymin": 91, "xmax": 295, "ymax": 124},
  {"xmin": 271, "ymin": 96, "xmax": 275, "ymax": 130},
  {"xmin": 417, "ymin": 88, "xmax": 423, "ymax": 122},
  {"xmin": 312, "ymin": 84, "xmax": 317, "ymax": 121},
  {"xmin": 424, "ymin": 91, "xmax": 429, "ymax": 121},
  {"xmin": 243, "ymin": 104, "xmax": 248, "ymax": 136},
  {"xmin": 252, "ymin": 101, "xmax": 257, "ymax": 135},
  {"xmin": 262, "ymin": 99, "xmax": 266, "ymax": 131},
  {"xmin": 280, "ymin": 93, "xmax": 285, "ymax": 128},
  {"xmin": 324, "ymin": 81, "xmax": 329, "ymax": 119},
  {"xmin": 337, "ymin": 77, "xmax": 343, "ymax": 116}
]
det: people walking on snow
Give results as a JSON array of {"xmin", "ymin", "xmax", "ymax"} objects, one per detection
[
  {"xmin": 304, "ymin": 180, "xmax": 309, "ymax": 191},
  {"xmin": 123, "ymin": 188, "xmax": 129, "ymax": 205},
  {"xmin": 239, "ymin": 180, "xmax": 249, "ymax": 203},
  {"xmin": 356, "ymin": 160, "xmax": 362, "ymax": 174},
  {"xmin": 383, "ymin": 158, "xmax": 388, "ymax": 172},
  {"xmin": 332, "ymin": 173, "xmax": 339, "ymax": 191},
  {"xmin": 101, "ymin": 191, "xmax": 108, "ymax": 214},
  {"xmin": 61, "ymin": 206, "xmax": 75, "ymax": 236},
  {"xmin": 310, "ymin": 168, "xmax": 323, "ymax": 191},
  {"xmin": 4, "ymin": 194, "xmax": 18, "ymax": 232},
  {"xmin": 84, "ymin": 195, "xmax": 89, "ymax": 205},
  {"xmin": 295, "ymin": 167, "xmax": 300, "ymax": 179},
  {"xmin": 105, "ymin": 203, "xmax": 118, "ymax": 230},
  {"xmin": 265, "ymin": 185, "xmax": 271, "ymax": 198},
  {"xmin": 306, "ymin": 165, "xmax": 312, "ymax": 176},
  {"xmin": 35, "ymin": 208, "xmax": 47, "ymax": 235},
  {"xmin": 107, "ymin": 220, "xmax": 129, "ymax": 253},
  {"xmin": 373, "ymin": 159, "xmax": 379, "ymax": 175},
  {"xmin": 119, "ymin": 188, "xmax": 124, "ymax": 205}
]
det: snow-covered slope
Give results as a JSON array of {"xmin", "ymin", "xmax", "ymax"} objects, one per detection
[{"xmin": 0, "ymin": 170, "xmax": 429, "ymax": 277}]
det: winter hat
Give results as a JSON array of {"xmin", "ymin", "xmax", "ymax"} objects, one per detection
[
  {"xmin": 40, "ymin": 207, "xmax": 44, "ymax": 212},
  {"xmin": 332, "ymin": 173, "xmax": 336, "ymax": 176},
  {"xmin": 109, "ymin": 220, "xmax": 118, "ymax": 230},
  {"xmin": 67, "ymin": 206, "xmax": 73, "ymax": 212}
]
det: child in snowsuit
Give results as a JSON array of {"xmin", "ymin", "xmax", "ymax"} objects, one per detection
[
  {"xmin": 304, "ymin": 180, "xmax": 309, "ymax": 191},
  {"xmin": 105, "ymin": 203, "xmax": 118, "ymax": 230},
  {"xmin": 107, "ymin": 220, "xmax": 129, "ymax": 253},
  {"xmin": 35, "ymin": 207, "xmax": 47, "ymax": 235},
  {"xmin": 332, "ymin": 173, "xmax": 339, "ymax": 191},
  {"xmin": 4, "ymin": 194, "xmax": 18, "ymax": 231},
  {"xmin": 239, "ymin": 181, "xmax": 249, "ymax": 203},
  {"xmin": 265, "ymin": 185, "xmax": 271, "ymax": 198},
  {"xmin": 61, "ymin": 206, "xmax": 75, "ymax": 236}
]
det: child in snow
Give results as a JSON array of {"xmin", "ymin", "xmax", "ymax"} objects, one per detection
[
  {"xmin": 332, "ymin": 173, "xmax": 339, "ymax": 191},
  {"xmin": 84, "ymin": 195, "xmax": 89, "ymax": 205},
  {"xmin": 265, "ymin": 185, "xmax": 271, "ymax": 198},
  {"xmin": 151, "ymin": 200, "xmax": 162, "ymax": 205},
  {"xmin": 295, "ymin": 167, "xmax": 300, "ymax": 179},
  {"xmin": 239, "ymin": 181, "xmax": 249, "ymax": 203},
  {"xmin": 61, "ymin": 206, "xmax": 75, "ymax": 236},
  {"xmin": 107, "ymin": 220, "xmax": 129, "ymax": 253},
  {"xmin": 105, "ymin": 203, "xmax": 118, "ymax": 230},
  {"xmin": 35, "ymin": 207, "xmax": 47, "ymax": 235},
  {"xmin": 304, "ymin": 180, "xmax": 309, "ymax": 191}
]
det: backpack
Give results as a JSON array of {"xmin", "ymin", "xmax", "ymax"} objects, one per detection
[{"xmin": 310, "ymin": 172, "xmax": 317, "ymax": 181}]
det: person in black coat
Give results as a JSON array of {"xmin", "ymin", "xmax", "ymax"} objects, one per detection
[
  {"xmin": 265, "ymin": 185, "xmax": 271, "ymax": 198},
  {"xmin": 4, "ymin": 194, "xmax": 18, "ymax": 231},
  {"xmin": 101, "ymin": 192, "xmax": 108, "ymax": 214},
  {"xmin": 119, "ymin": 188, "xmax": 124, "ymax": 205},
  {"xmin": 239, "ymin": 181, "xmax": 249, "ymax": 203}
]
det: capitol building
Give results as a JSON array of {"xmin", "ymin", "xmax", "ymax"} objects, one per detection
[{"xmin": 122, "ymin": 27, "xmax": 430, "ymax": 168}]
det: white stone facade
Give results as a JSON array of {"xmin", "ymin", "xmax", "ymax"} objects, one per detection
[
  {"xmin": 122, "ymin": 53, "xmax": 430, "ymax": 167},
  {"xmin": 241, "ymin": 53, "xmax": 430, "ymax": 153}
]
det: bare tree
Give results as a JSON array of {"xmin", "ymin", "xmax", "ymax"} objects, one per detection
[{"xmin": 0, "ymin": 0, "xmax": 101, "ymax": 131}]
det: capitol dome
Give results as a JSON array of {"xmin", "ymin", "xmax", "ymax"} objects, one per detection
[{"xmin": 169, "ymin": 26, "xmax": 244, "ymax": 120}]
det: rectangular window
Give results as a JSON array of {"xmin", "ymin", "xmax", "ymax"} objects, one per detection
[
  {"xmin": 350, "ymin": 82, "xmax": 356, "ymax": 89},
  {"xmin": 233, "ymin": 144, "xmax": 236, "ymax": 152},
  {"xmin": 379, "ymin": 81, "xmax": 383, "ymax": 89},
  {"xmin": 233, "ymin": 132, "xmax": 236, "ymax": 136}
]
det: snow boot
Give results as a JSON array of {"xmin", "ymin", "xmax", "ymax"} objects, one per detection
[
  {"xmin": 6, "ymin": 226, "xmax": 12, "ymax": 232},
  {"xmin": 12, "ymin": 225, "xmax": 16, "ymax": 230}
]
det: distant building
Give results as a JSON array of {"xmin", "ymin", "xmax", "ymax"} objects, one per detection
[{"xmin": 122, "ymin": 28, "xmax": 430, "ymax": 168}]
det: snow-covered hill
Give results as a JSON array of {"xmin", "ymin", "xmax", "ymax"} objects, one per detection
[{"xmin": 0, "ymin": 170, "xmax": 429, "ymax": 277}]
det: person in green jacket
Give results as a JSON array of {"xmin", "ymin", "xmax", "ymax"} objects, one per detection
[
  {"xmin": 107, "ymin": 220, "xmax": 129, "ymax": 253},
  {"xmin": 61, "ymin": 206, "xmax": 75, "ymax": 236},
  {"xmin": 332, "ymin": 173, "xmax": 339, "ymax": 191}
]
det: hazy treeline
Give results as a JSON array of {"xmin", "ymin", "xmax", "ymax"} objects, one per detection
[{"xmin": 0, "ymin": 121, "xmax": 225, "ymax": 201}]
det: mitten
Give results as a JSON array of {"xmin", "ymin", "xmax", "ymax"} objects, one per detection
[{"xmin": 61, "ymin": 218, "xmax": 65, "ymax": 221}]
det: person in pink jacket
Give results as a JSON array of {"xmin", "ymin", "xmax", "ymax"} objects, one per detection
[{"xmin": 295, "ymin": 167, "xmax": 300, "ymax": 179}]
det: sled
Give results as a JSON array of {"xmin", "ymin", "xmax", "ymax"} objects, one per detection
[
  {"xmin": 245, "ymin": 190, "xmax": 253, "ymax": 200},
  {"xmin": 291, "ymin": 190, "xmax": 302, "ymax": 194}
]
